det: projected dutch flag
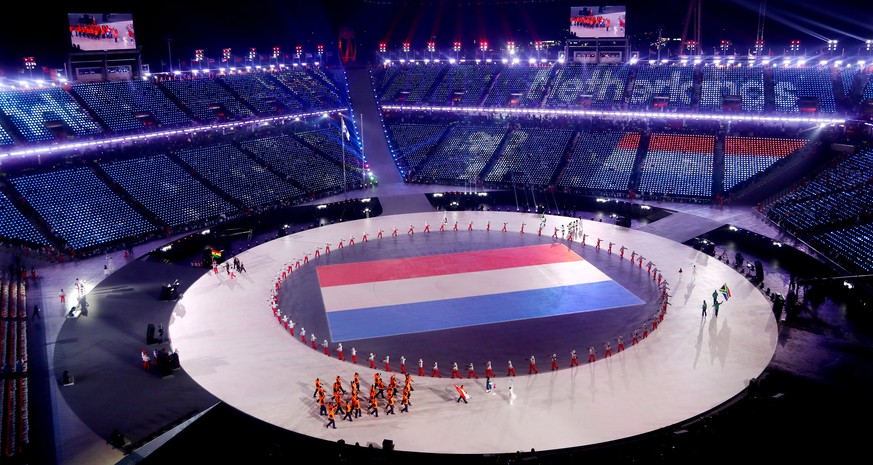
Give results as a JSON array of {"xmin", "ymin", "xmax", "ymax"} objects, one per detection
[{"xmin": 318, "ymin": 243, "xmax": 643, "ymax": 341}]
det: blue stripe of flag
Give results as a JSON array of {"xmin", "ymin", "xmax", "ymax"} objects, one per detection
[{"xmin": 327, "ymin": 280, "xmax": 643, "ymax": 341}]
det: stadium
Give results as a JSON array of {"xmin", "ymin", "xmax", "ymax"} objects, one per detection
[{"xmin": 0, "ymin": 1, "xmax": 871, "ymax": 464}]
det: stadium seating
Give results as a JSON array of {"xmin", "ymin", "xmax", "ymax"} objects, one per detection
[
  {"xmin": 0, "ymin": 88, "xmax": 102, "ymax": 142},
  {"xmin": 722, "ymin": 137, "xmax": 809, "ymax": 191},
  {"xmin": 772, "ymin": 67, "xmax": 836, "ymax": 113},
  {"xmin": 376, "ymin": 64, "xmax": 445, "ymax": 104},
  {"xmin": 0, "ymin": 192, "xmax": 48, "ymax": 246},
  {"xmin": 862, "ymin": 76, "xmax": 873, "ymax": 100},
  {"xmin": 557, "ymin": 131, "xmax": 639, "ymax": 192},
  {"xmin": 272, "ymin": 68, "xmax": 345, "ymax": 110},
  {"xmin": 294, "ymin": 129, "xmax": 364, "ymax": 182},
  {"xmin": 100, "ymin": 155, "xmax": 237, "ymax": 227},
  {"xmin": 545, "ymin": 65, "xmax": 629, "ymax": 108},
  {"xmin": 384, "ymin": 122, "xmax": 448, "ymax": 174},
  {"xmin": 638, "ymin": 134, "xmax": 714, "ymax": 198},
  {"xmin": 217, "ymin": 73, "xmax": 304, "ymax": 115},
  {"xmin": 9, "ymin": 167, "xmax": 156, "ymax": 250},
  {"xmin": 814, "ymin": 223, "xmax": 873, "ymax": 273},
  {"xmin": 484, "ymin": 126, "xmax": 573, "ymax": 185},
  {"xmin": 71, "ymin": 80, "xmax": 192, "ymax": 133},
  {"xmin": 430, "ymin": 62, "xmax": 499, "ymax": 106},
  {"xmin": 0, "ymin": 124, "xmax": 14, "ymax": 146},
  {"xmin": 769, "ymin": 147, "xmax": 873, "ymax": 234},
  {"xmin": 482, "ymin": 66, "xmax": 552, "ymax": 107},
  {"xmin": 239, "ymin": 133, "xmax": 349, "ymax": 195},
  {"xmin": 699, "ymin": 66, "xmax": 765, "ymax": 112},
  {"xmin": 839, "ymin": 66, "xmax": 859, "ymax": 97},
  {"xmin": 414, "ymin": 125, "xmax": 508, "ymax": 182},
  {"xmin": 371, "ymin": 65, "xmax": 401, "ymax": 97},
  {"xmin": 173, "ymin": 144, "xmax": 304, "ymax": 208},
  {"xmin": 626, "ymin": 65, "xmax": 694, "ymax": 110},
  {"xmin": 160, "ymin": 77, "xmax": 254, "ymax": 122}
]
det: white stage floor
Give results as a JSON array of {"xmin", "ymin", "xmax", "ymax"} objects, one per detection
[{"xmin": 169, "ymin": 211, "xmax": 777, "ymax": 455}]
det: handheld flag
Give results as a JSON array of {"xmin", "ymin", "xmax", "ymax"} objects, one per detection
[
  {"xmin": 211, "ymin": 249, "xmax": 222, "ymax": 259},
  {"xmin": 719, "ymin": 283, "xmax": 731, "ymax": 301}
]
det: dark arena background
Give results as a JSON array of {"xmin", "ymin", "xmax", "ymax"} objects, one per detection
[{"xmin": 1, "ymin": 1, "xmax": 873, "ymax": 464}]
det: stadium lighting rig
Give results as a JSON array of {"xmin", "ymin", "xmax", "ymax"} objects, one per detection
[
  {"xmin": 827, "ymin": 39, "xmax": 839, "ymax": 52},
  {"xmin": 23, "ymin": 57, "xmax": 36, "ymax": 79},
  {"xmin": 222, "ymin": 48, "xmax": 232, "ymax": 63},
  {"xmin": 379, "ymin": 43, "xmax": 387, "ymax": 54},
  {"xmin": 754, "ymin": 40, "xmax": 764, "ymax": 55},
  {"xmin": 685, "ymin": 40, "xmax": 697, "ymax": 54}
]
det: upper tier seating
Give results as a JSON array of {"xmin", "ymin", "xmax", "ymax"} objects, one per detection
[
  {"xmin": 545, "ymin": 65, "xmax": 628, "ymax": 108},
  {"xmin": 772, "ymin": 67, "xmax": 836, "ymax": 113},
  {"xmin": 862, "ymin": 76, "xmax": 873, "ymax": 100},
  {"xmin": 217, "ymin": 73, "xmax": 304, "ymax": 115},
  {"xmin": 839, "ymin": 67, "xmax": 859, "ymax": 97},
  {"xmin": 430, "ymin": 63, "xmax": 499, "ymax": 106},
  {"xmin": 482, "ymin": 66, "xmax": 552, "ymax": 108},
  {"xmin": 376, "ymin": 64, "xmax": 445, "ymax": 104},
  {"xmin": 699, "ymin": 66, "xmax": 765, "ymax": 112},
  {"xmin": 627, "ymin": 65, "xmax": 694, "ymax": 110},
  {"xmin": 71, "ymin": 80, "xmax": 192, "ymax": 133},
  {"xmin": 0, "ymin": 88, "xmax": 102, "ymax": 142},
  {"xmin": 272, "ymin": 68, "xmax": 344, "ymax": 110},
  {"xmin": 160, "ymin": 78, "xmax": 254, "ymax": 122}
]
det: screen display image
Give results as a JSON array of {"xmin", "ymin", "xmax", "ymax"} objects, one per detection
[
  {"xmin": 69, "ymin": 13, "xmax": 136, "ymax": 51},
  {"xmin": 570, "ymin": 6, "xmax": 626, "ymax": 38}
]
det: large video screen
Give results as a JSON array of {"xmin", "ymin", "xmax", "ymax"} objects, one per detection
[
  {"xmin": 570, "ymin": 6, "xmax": 626, "ymax": 39},
  {"xmin": 68, "ymin": 13, "xmax": 137, "ymax": 52}
]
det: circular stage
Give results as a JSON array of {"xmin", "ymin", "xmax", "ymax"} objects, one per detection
[{"xmin": 170, "ymin": 211, "xmax": 777, "ymax": 455}]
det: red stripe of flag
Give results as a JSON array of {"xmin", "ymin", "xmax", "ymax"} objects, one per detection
[{"xmin": 317, "ymin": 244, "xmax": 581, "ymax": 288}]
